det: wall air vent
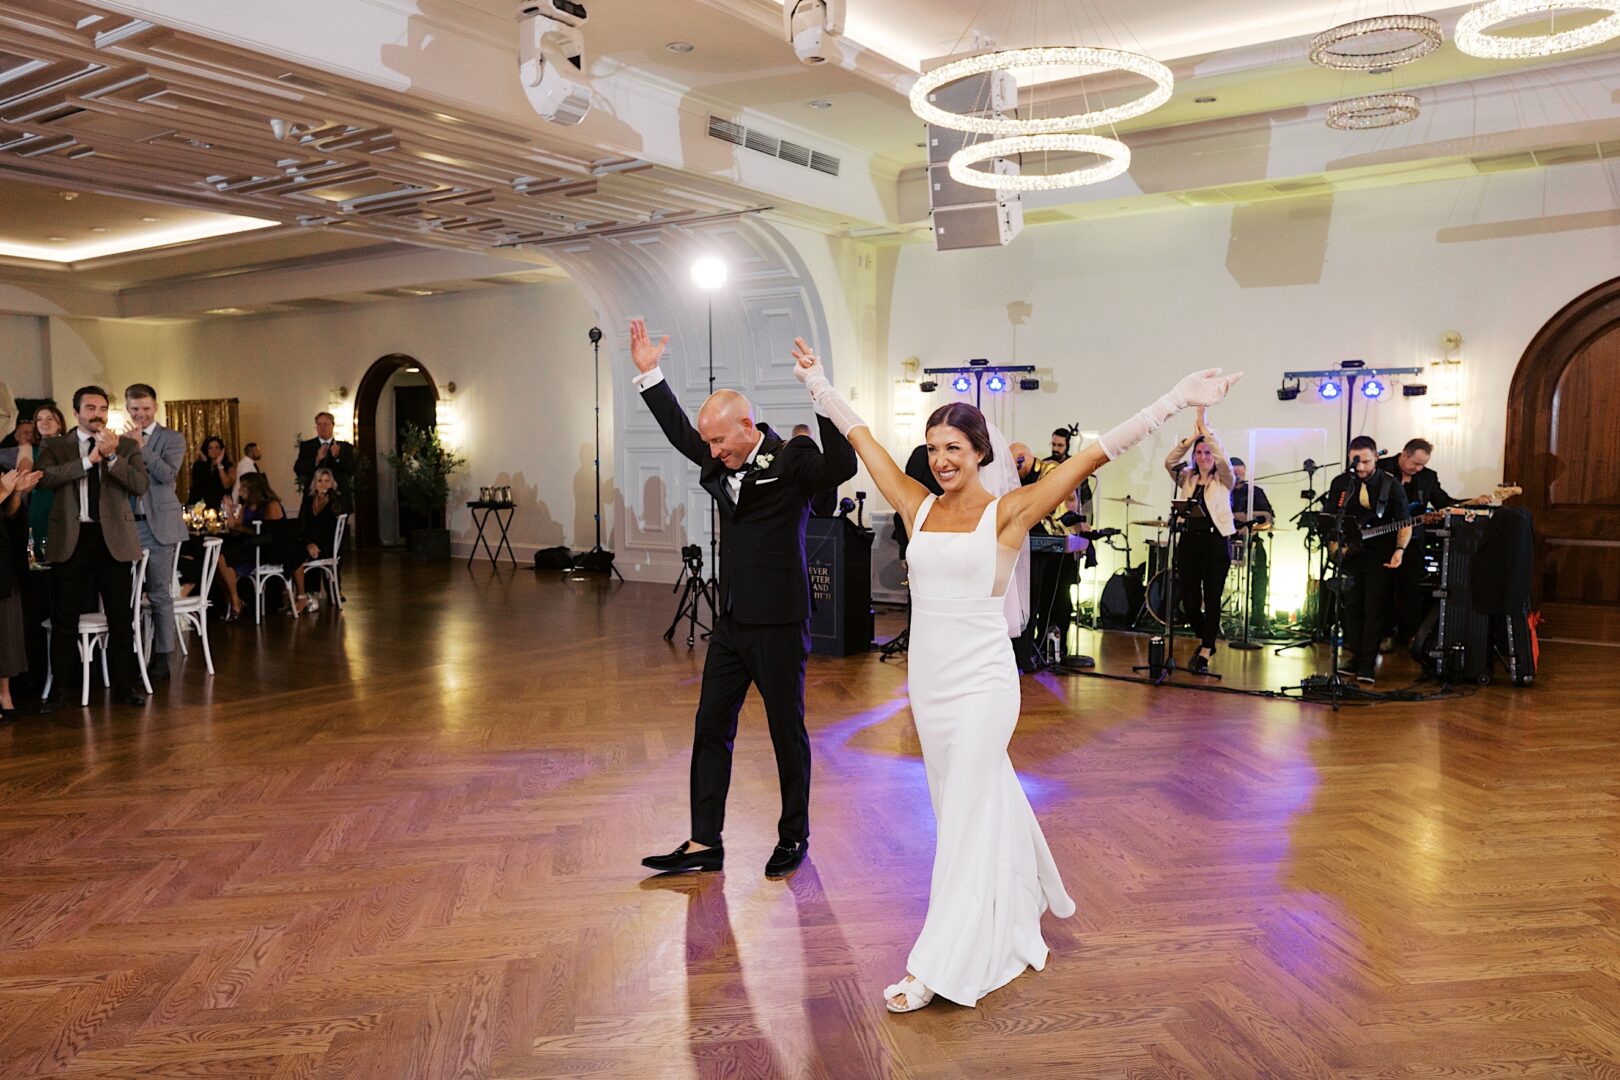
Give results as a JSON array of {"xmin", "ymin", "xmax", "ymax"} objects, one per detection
[{"xmin": 707, "ymin": 115, "xmax": 840, "ymax": 177}]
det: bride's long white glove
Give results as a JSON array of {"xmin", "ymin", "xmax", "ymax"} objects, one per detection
[
  {"xmin": 790, "ymin": 337, "xmax": 868, "ymax": 436},
  {"xmin": 1098, "ymin": 367, "xmax": 1244, "ymax": 460}
]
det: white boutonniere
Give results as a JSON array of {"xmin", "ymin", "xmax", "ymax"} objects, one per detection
[{"xmin": 752, "ymin": 453, "xmax": 775, "ymax": 473}]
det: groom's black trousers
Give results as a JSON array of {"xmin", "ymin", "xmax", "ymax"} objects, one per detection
[{"xmin": 690, "ymin": 612, "xmax": 812, "ymax": 848}]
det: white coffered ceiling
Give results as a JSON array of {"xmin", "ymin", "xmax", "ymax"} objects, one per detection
[{"xmin": 2, "ymin": 0, "xmax": 1620, "ymax": 316}]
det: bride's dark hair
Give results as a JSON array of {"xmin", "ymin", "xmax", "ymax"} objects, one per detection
[{"xmin": 925, "ymin": 402, "xmax": 995, "ymax": 466}]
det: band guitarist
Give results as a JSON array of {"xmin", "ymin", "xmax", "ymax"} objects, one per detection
[
  {"xmin": 1326, "ymin": 436, "xmax": 1411, "ymax": 684},
  {"xmin": 1376, "ymin": 437, "xmax": 1454, "ymax": 647}
]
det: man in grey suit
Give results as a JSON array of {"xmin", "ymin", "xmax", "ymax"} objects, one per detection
[
  {"xmin": 124, "ymin": 383, "xmax": 186, "ymax": 682},
  {"xmin": 35, "ymin": 385, "xmax": 150, "ymax": 711}
]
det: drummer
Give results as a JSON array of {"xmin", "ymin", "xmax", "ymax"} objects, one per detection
[{"xmin": 1229, "ymin": 457, "xmax": 1274, "ymax": 629}]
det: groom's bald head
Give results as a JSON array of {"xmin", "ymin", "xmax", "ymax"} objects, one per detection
[{"xmin": 696, "ymin": 389, "xmax": 760, "ymax": 471}]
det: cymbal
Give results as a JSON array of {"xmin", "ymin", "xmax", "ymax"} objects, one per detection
[
  {"xmin": 1106, "ymin": 495, "xmax": 1146, "ymax": 504},
  {"xmin": 1133, "ymin": 518, "xmax": 1172, "ymax": 528}
]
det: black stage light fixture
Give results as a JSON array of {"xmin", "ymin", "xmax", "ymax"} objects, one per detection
[
  {"xmin": 1402, "ymin": 383, "xmax": 1428, "ymax": 397},
  {"xmin": 920, "ymin": 379, "xmax": 938, "ymax": 392},
  {"xmin": 1277, "ymin": 377, "xmax": 1301, "ymax": 401},
  {"xmin": 1019, "ymin": 377, "xmax": 1040, "ymax": 391}
]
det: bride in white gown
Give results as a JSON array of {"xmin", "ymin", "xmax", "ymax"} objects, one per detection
[{"xmin": 790, "ymin": 340, "xmax": 1241, "ymax": 1012}]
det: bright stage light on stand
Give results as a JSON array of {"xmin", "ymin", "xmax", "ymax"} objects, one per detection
[
  {"xmin": 952, "ymin": 375, "xmax": 972, "ymax": 393},
  {"xmin": 1319, "ymin": 379, "xmax": 1341, "ymax": 400},
  {"xmin": 1361, "ymin": 378, "xmax": 1385, "ymax": 400},
  {"xmin": 690, "ymin": 256, "xmax": 728, "ymax": 290},
  {"xmin": 985, "ymin": 374, "xmax": 1007, "ymax": 392}
]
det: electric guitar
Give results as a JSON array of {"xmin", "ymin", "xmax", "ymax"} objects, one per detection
[{"xmin": 1327, "ymin": 485, "xmax": 1521, "ymax": 560}]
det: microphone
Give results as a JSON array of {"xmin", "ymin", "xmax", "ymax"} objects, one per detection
[
  {"xmin": 837, "ymin": 497, "xmax": 856, "ymax": 518},
  {"xmin": 1302, "ymin": 458, "xmax": 1316, "ymax": 472}
]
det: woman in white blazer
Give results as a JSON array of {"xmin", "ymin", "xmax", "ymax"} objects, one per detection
[{"xmin": 1164, "ymin": 408, "xmax": 1236, "ymax": 673}]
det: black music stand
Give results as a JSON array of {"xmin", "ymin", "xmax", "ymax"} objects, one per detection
[
  {"xmin": 1133, "ymin": 499, "xmax": 1220, "ymax": 684},
  {"xmin": 1283, "ymin": 490, "xmax": 1372, "ymax": 709}
]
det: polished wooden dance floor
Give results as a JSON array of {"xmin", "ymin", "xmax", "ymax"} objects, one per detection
[{"xmin": 2, "ymin": 555, "xmax": 1618, "ymax": 1078}]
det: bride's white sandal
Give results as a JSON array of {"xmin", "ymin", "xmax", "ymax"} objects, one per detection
[{"xmin": 883, "ymin": 976, "xmax": 935, "ymax": 1013}]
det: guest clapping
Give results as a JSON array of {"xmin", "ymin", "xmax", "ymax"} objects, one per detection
[{"xmin": 189, "ymin": 436, "xmax": 233, "ymax": 510}]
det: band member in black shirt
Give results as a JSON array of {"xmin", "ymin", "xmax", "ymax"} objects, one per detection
[
  {"xmin": 1327, "ymin": 437, "xmax": 1411, "ymax": 683},
  {"xmin": 1229, "ymin": 457, "xmax": 1274, "ymax": 631},
  {"xmin": 1376, "ymin": 438, "xmax": 1454, "ymax": 645}
]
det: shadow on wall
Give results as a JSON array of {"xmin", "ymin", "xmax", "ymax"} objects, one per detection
[
  {"xmin": 452, "ymin": 471, "xmax": 566, "ymax": 549},
  {"xmin": 614, "ymin": 474, "xmax": 689, "ymax": 573},
  {"xmin": 1226, "ymin": 194, "xmax": 1335, "ymax": 288},
  {"xmin": 573, "ymin": 441, "xmax": 619, "ymax": 549}
]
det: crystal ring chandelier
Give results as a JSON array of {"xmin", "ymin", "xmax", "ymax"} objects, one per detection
[
  {"xmin": 1326, "ymin": 92, "xmax": 1421, "ymax": 130},
  {"xmin": 910, "ymin": 46, "xmax": 1173, "ymax": 135},
  {"xmin": 948, "ymin": 133, "xmax": 1131, "ymax": 192},
  {"xmin": 1455, "ymin": 0, "xmax": 1620, "ymax": 59},
  {"xmin": 1309, "ymin": 14, "xmax": 1444, "ymax": 70}
]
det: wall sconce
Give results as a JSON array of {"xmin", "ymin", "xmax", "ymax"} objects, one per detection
[
  {"xmin": 1429, "ymin": 330, "xmax": 1463, "ymax": 423},
  {"xmin": 436, "ymin": 381, "xmax": 460, "ymax": 448},
  {"xmin": 327, "ymin": 386, "xmax": 354, "ymax": 443}
]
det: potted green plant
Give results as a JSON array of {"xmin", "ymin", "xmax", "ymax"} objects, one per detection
[{"xmin": 384, "ymin": 423, "xmax": 467, "ymax": 559}]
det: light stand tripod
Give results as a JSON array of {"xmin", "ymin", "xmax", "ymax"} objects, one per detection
[
  {"xmin": 703, "ymin": 292, "xmax": 721, "ymax": 602},
  {"xmin": 578, "ymin": 326, "xmax": 624, "ymax": 581},
  {"xmin": 665, "ymin": 544, "xmax": 716, "ymax": 647}
]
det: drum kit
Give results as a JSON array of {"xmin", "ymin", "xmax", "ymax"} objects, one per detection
[{"xmin": 1092, "ymin": 495, "xmax": 1286, "ymax": 633}]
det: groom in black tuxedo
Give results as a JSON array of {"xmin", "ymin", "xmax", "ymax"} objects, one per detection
[{"xmin": 630, "ymin": 317, "xmax": 857, "ymax": 879}]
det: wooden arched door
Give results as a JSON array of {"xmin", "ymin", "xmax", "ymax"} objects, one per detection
[{"xmin": 1506, "ymin": 280, "xmax": 1620, "ymax": 644}]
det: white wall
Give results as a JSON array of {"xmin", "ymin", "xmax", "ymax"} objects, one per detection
[{"xmin": 44, "ymin": 280, "xmax": 606, "ymax": 557}]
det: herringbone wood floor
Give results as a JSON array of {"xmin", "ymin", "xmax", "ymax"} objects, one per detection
[{"xmin": 1, "ymin": 553, "xmax": 1617, "ymax": 1078}]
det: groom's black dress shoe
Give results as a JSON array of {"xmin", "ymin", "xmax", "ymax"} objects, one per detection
[
  {"xmin": 641, "ymin": 842, "xmax": 724, "ymax": 874},
  {"xmin": 765, "ymin": 840, "xmax": 808, "ymax": 879}
]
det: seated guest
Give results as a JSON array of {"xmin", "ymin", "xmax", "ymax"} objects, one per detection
[
  {"xmin": 189, "ymin": 436, "xmax": 234, "ymax": 510},
  {"xmin": 293, "ymin": 467, "xmax": 341, "ymax": 612},
  {"xmin": 216, "ymin": 473, "xmax": 287, "ymax": 619},
  {"xmin": 233, "ymin": 441, "xmax": 262, "ymax": 501}
]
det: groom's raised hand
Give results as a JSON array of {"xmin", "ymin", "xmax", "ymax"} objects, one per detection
[{"xmin": 629, "ymin": 317, "xmax": 669, "ymax": 374}]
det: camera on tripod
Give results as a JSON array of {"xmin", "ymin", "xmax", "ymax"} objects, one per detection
[{"xmin": 680, "ymin": 544, "xmax": 703, "ymax": 571}]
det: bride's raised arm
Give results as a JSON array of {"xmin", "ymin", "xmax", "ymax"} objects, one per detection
[
  {"xmin": 999, "ymin": 368, "xmax": 1245, "ymax": 545},
  {"xmin": 790, "ymin": 338, "xmax": 932, "ymax": 529}
]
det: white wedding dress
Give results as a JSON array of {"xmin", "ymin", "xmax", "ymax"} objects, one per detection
[{"xmin": 903, "ymin": 494, "xmax": 1076, "ymax": 1007}]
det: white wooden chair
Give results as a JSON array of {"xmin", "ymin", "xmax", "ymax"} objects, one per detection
[
  {"xmin": 299, "ymin": 512, "xmax": 348, "ymax": 610},
  {"xmin": 172, "ymin": 536, "xmax": 223, "ymax": 675},
  {"xmin": 44, "ymin": 549, "xmax": 150, "ymax": 705},
  {"xmin": 248, "ymin": 520, "xmax": 294, "ymax": 623}
]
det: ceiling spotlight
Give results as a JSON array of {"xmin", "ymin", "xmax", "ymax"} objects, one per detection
[
  {"xmin": 1194, "ymin": 96, "xmax": 1217, "ymax": 104},
  {"xmin": 1402, "ymin": 383, "xmax": 1428, "ymax": 397},
  {"xmin": 1319, "ymin": 379, "xmax": 1341, "ymax": 400},
  {"xmin": 920, "ymin": 380, "xmax": 938, "ymax": 393},
  {"xmin": 807, "ymin": 99, "xmax": 833, "ymax": 109},
  {"xmin": 985, "ymin": 374, "xmax": 1007, "ymax": 393},
  {"xmin": 89, "ymin": 226, "xmax": 109, "ymax": 233},
  {"xmin": 1018, "ymin": 377, "xmax": 1040, "ymax": 391},
  {"xmin": 47, "ymin": 236, "xmax": 66, "ymax": 242},
  {"xmin": 57, "ymin": 191, "xmax": 78, "ymax": 201},
  {"xmin": 1361, "ymin": 378, "xmax": 1386, "ymax": 400},
  {"xmin": 141, "ymin": 216, "xmax": 160, "ymax": 223},
  {"xmin": 665, "ymin": 41, "xmax": 694, "ymax": 53},
  {"xmin": 951, "ymin": 374, "xmax": 972, "ymax": 394}
]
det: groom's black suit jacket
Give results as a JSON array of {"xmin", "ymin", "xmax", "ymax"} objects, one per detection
[{"xmin": 641, "ymin": 378, "xmax": 858, "ymax": 625}]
